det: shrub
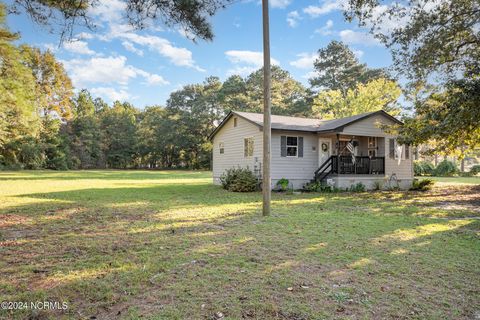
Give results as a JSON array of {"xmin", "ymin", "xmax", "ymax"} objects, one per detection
[
  {"xmin": 303, "ymin": 181, "xmax": 339, "ymax": 193},
  {"xmin": 410, "ymin": 178, "xmax": 435, "ymax": 191},
  {"xmin": 220, "ymin": 167, "xmax": 258, "ymax": 192},
  {"xmin": 276, "ymin": 178, "xmax": 289, "ymax": 191},
  {"xmin": 349, "ymin": 182, "xmax": 366, "ymax": 192},
  {"xmin": 372, "ymin": 180, "xmax": 383, "ymax": 191},
  {"xmin": 414, "ymin": 161, "xmax": 434, "ymax": 176},
  {"xmin": 470, "ymin": 165, "xmax": 480, "ymax": 176},
  {"xmin": 303, "ymin": 181, "xmax": 320, "ymax": 192},
  {"xmin": 434, "ymin": 160, "xmax": 458, "ymax": 176}
]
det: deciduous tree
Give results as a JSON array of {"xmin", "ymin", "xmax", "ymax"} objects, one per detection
[
  {"xmin": 399, "ymin": 76, "xmax": 480, "ymax": 154},
  {"xmin": 312, "ymin": 78, "xmax": 401, "ymax": 119}
]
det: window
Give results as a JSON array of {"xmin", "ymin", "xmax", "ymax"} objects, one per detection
[
  {"xmin": 368, "ymin": 149, "xmax": 376, "ymax": 157},
  {"xmin": 286, "ymin": 136, "xmax": 298, "ymax": 157},
  {"xmin": 281, "ymin": 136, "xmax": 303, "ymax": 157},
  {"xmin": 244, "ymin": 137, "xmax": 254, "ymax": 157},
  {"xmin": 233, "ymin": 117, "xmax": 237, "ymax": 127},
  {"xmin": 405, "ymin": 144, "xmax": 410, "ymax": 159},
  {"xmin": 368, "ymin": 137, "xmax": 377, "ymax": 148},
  {"xmin": 389, "ymin": 139, "xmax": 395, "ymax": 159},
  {"xmin": 219, "ymin": 142, "xmax": 224, "ymax": 154}
]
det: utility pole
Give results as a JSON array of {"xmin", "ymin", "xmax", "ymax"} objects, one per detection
[{"xmin": 262, "ymin": 0, "xmax": 271, "ymax": 216}]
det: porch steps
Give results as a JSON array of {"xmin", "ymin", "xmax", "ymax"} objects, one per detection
[{"xmin": 313, "ymin": 156, "xmax": 334, "ymax": 183}]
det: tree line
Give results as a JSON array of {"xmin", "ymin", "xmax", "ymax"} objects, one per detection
[
  {"xmin": 2, "ymin": 0, "xmax": 479, "ymax": 170},
  {"xmin": 1, "ymin": 3, "xmax": 403, "ymax": 170}
]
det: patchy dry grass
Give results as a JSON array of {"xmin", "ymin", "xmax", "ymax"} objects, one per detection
[{"xmin": 0, "ymin": 170, "xmax": 479, "ymax": 320}]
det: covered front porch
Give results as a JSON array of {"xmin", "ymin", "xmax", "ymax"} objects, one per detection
[{"xmin": 315, "ymin": 134, "xmax": 386, "ymax": 182}]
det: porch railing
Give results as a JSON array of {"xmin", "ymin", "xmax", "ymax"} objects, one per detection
[{"xmin": 332, "ymin": 156, "xmax": 385, "ymax": 175}]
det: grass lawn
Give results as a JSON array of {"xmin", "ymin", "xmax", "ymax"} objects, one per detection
[
  {"xmin": 425, "ymin": 176, "xmax": 480, "ymax": 186},
  {"xmin": 1, "ymin": 170, "xmax": 479, "ymax": 319}
]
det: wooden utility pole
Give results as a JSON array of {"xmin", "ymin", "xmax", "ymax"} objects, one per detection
[{"xmin": 262, "ymin": 0, "xmax": 271, "ymax": 216}]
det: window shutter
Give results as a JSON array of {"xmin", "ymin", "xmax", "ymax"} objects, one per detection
[
  {"xmin": 405, "ymin": 144, "xmax": 410, "ymax": 159},
  {"xmin": 298, "ymin": 137, "xmax": 304, "ymax": 157},
  {"xmin": 389, "ymin": 139, "xmax": 395, "ymax": 159},
  {"xmin": 281, "ymin": 136, "xmax": 287, "ymax": 157}
]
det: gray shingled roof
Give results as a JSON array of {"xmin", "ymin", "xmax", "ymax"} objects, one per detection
[
  {"xmin": 209, "ymin": 110, "xmax": 402, "ymax": 139},
  {"xmin": 233, "ymin": 110, "xmax": 388, "ymax": 132},
  {"xmin": 233, "ymin": 111, "xmax": 324, "ymax": 132}
]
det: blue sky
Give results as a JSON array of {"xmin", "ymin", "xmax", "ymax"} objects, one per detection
[{"xmin": 6, "ymin": 0, "xmax": 393, "ymax": 108}]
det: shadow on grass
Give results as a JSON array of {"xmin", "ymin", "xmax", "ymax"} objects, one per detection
[{"xmin": 1, "ymin": 181, "xmax": 479, "ymax": 319}]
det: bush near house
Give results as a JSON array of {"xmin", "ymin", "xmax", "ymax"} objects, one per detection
[
  {"xmin": 349, "ymin": 182, "xmax": 366, "ymax": 192},
  {"xmin": 434, "ymin": 160, "xmax": 458, "ymax": 177},
  {"xmin": 414, "ymin": 160, "xmax": 435, "ymax": 176},
  {"xmin": 410, "ymin": 178, "xmax": 435, "ymax": 191},
  {"xmin": 470, "ymin": 164, "xmax": 480, "ymax": 176},
  {"xmin": 303, "ymin": 181, "xmax": 340, "ymax": 193},
  {"xmin": 220, "ymin": 167, "xmax": 258, "ymax": 192},
  {"xmin": 276, "ymin": 178, "xmax": 290, "ymax": 191}
]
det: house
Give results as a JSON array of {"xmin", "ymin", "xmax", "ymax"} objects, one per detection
[{"xmin": 209, "ymin": 110, "xmax": 414, "ymax": 190}]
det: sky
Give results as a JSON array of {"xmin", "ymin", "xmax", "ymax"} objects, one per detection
[{"xmin": 6, "ymin": 0, "xmax": 394, "ymax": 108}]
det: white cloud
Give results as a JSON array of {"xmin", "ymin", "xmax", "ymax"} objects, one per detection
[
  {"xmin": 144, "ymin": 74, "xmax": 169, "ymax": 86},
  {"xmin": 88, "ymin": 0, "xmax": 204, "ymax": 71},
  {"xmin": 290, "ymin": 52, "xmax": 316, "ymax": 69},
  {"xmin": 286, "ymin": 11, "xmax": 301, "ymax": 28},
  {"xmin": 43, "ymin": 43, "xmax": 58, "ymax": 52},
  {"xmin": 271, "ymin": 0, "xmax": 291, "ymax": 9},
  {"xmin": 122, "ymin": 41, "xmax": 144, "ymax": 56},
  {"xmin": 87, "ymin": 0, "xmax": 204, "ymax": 72},
  {"xmin": 133, "ymin": 68, "xmax": 169, "ymax": 86},
  {"xmin": 353, "ymin": 49, "xmax": 364, "ymax": 59},
  {"xmin": 225, "ymin": 50, "xmax": 279, "ymax": 67},
  {"xmin": 63, "ymin": 40, "xmax": 95, "ymax": 55},
  {"xmin": 75, "ymin": 32, "xmax": 95, "ymax": 40},
  {"xmin": 89, "ymin": 0, "xmax": 126, "ymax": 24},
  {"xmin": 177, "ymin": 28, "xmax": 196, "ymax": 39},
  {"xmin": 62, "ymin": 56, "xmax": 168, "ymax": 88},
  {"xmin": 226, "ymin": 66, "xmax": 258, "ymax": 77},
  {"xmin": 118, "ymin": 33, "xmax": 205, "ymax": 71},
  {"xmin": 303, "ymin": 0, "xmax": 346, "ymax": 17},
  {"xmin": 339, "ymin": 29, "xmax": 380, "ymax": 46},
  {"xmin": 91, "ymin": 87, "xmax": 130, "ymax": 102},
  {"xmin": 314, "ymin": 19, "xmax": 334, "ymax": 35},
  {"xmin": 303, "ymin": 71, "xmax": 317, "ymax": 79}
]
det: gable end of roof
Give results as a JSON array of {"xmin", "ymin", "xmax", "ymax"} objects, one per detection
[{"xmin": 208, "ymin": 111, "xmax": 262, "ymax": 140}]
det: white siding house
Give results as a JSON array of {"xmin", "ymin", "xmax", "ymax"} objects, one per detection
[{"xmin": 210, "ymin": 110, "xmax": 414, "ymax": 190}]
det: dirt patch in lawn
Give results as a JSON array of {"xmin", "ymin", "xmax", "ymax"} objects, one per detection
[
  {"xmin": 423, "ymin": 185, "xmax": 480, "ymax": 214},
  {"xmin": 392, "ymin": 184, "xmax": 480, "ymax": 218}
]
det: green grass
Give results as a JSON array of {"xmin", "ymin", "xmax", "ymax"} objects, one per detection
[
  {"xmin": 424, "ymin": 176, "xmax": 480, "ymax": 185},
  {"xmin": 1, "ymin": 170, "xmax": 479, "ymax": 319}
]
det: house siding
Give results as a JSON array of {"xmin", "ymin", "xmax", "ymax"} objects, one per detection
[
  {"xmin": 341, "ymin": 114, "xmax": 396, "ymax": 137},
  {"xmin": 384, "ymin": 138, "xmax": 414, "ymax": 183},
  {"xmin": 212, "ymin": 116, "xmax": 263, "ymax": 184},
  {"xmin": 271, "ymin": 130, "xmax": 318, "ymax": 189}
]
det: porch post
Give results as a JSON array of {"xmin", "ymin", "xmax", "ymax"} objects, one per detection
[{"xmin": 336, "ymin": 133, "xmax": 340, "ymax": 174}]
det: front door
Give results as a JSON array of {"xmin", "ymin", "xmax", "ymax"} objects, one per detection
[{"xmin": 318, "ymin": 138, "xmax": 332, "ymax": 166}]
